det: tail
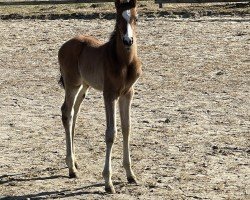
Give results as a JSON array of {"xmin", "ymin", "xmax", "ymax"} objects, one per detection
[
  {"xmin": 58, "ymin": 75, "xmax": 65, "ymax": 89},
  {"xmin": 58, "ymin": 46, "xmax": 65, "ymax": 89}
]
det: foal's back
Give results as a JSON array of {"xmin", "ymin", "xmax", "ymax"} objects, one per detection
[{"xmin": 59, "ymin": 35, "xmax": 105, "ymax": 90}]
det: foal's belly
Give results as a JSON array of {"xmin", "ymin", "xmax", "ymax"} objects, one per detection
[
  {"xmin": 81, "ymin": 70, "xmax": 104, "ymax": 91},
  {"xmin": 78, "ymin": 57, "xmax": 104, "ymax": 91}
]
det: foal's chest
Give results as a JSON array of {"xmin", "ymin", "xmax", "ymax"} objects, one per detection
[
  {"xmin": 125, "ymin": 63, "xmax": 141, "ymax": 84},
  {"xmin": 116, "ymin": 63, "xmax": 141, "ymax": 94}
]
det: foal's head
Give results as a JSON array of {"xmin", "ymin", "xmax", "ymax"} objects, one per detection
[{"xmin": 115, "ymin": 0, "xmax": 138, "ymax": 50}]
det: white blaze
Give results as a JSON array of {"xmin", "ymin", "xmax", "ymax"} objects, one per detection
[
  {"xmin": 126, "ymin": 23, "xmax": 133, "ymax": 38},
  {"xmin": 122, "ymin": 10, "xmax": 133, "ymax": 43},
  {"xmin": 122, "ymin": 9, "xmax": 131, "ymax": 22}
]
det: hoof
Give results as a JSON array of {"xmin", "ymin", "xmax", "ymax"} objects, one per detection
[
  {"xmin": 69, "ymin": 171, "xmax": 79, "ymax": 179},
  {"xmin": 105, "ymin": 185, "xmax": 116, "ymax": 194},
  {"xmin": 127, "ymin": 176, "xmax": 138, "ymax": 184}
]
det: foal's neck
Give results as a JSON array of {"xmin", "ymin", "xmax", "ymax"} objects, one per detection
[{"xmin": 109, "ymin": 30, "xmax": 137, "ymax": 66}]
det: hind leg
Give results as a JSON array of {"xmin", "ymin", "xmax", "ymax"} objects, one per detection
[
  {"xmin": 61, "ymin": 83, "xmax": 88, "ymax": 178},
  {"xmin": 72, "ymin": 83, "xmax": 89, "ymax": 169}
]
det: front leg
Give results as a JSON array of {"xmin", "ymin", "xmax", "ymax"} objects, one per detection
[
  {"xmin": 119, "ymin": 88, "xmax": 137, "ymax": 184},
  {"xmin": 102, "ymin": 92, "xmax": 117, "ymax": 193}
]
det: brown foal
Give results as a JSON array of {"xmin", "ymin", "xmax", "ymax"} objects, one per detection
[{"xmin": 58, "ymin": 0, "xmax": 142, "ymax": 193}]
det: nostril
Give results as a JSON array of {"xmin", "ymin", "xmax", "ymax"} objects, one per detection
[
  {"xmin": 123, "ymin": 37, "xmax": 133, "ymax": 46},
  {"xmin": 123, "ymin": 38, "xmax": 128, "ymax": 46}
]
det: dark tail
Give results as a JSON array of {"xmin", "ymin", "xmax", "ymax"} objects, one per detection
[{"xmin": 58, "ymin": 75, "xmax": 65, "ymax": 89}]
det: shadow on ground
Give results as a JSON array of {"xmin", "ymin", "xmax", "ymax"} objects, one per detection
[
  {"xmin": 0, "ymin": 170, "xmax": 126, "ymax": 199},
  {"xmin": 1, "ymin": 183, "xmax": 106, "ymax": 200}
]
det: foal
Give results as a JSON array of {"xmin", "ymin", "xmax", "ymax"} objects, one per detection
[{"xmin": 58, "ymin": 0, "xmax": 141, "ymax": 193}]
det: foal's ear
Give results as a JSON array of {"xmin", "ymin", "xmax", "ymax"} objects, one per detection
[
  {"xmin": 129, "ymin": 0, "xmax": 137, "ymax": 8},
  {"xmin": 115, "ymin": 0, "xmax": 120, "ymax": 9},
  {"xmin": 115, "ymin": 0, "xmax": 137, "ymax": 11}
]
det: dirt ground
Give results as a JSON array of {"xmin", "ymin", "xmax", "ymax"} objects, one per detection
[{"xmin": 0, "ymin": 6, "xmax": 250, "ymax": 200}]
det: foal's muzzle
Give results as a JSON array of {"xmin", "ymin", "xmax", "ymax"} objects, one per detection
[{"xmin": 123, "ymin": 37, "xmax": 133, "ymax": 47}]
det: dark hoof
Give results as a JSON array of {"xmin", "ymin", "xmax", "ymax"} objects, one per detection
[
  {"xmin": 105, "ymin": 186, "xmax": 116, "ymax": 194},
  {"xmin": 127, "ymin": 177, "xmax": 138, "ymax": 184},
  {"xmin": 69, "ymin": 171, "xmax": 78, "ymax": 179}
]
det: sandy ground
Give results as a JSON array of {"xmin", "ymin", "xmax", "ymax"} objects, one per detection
[{"xmin": 0, "ymin": 15, "xmax": 250, "ymax": 199}]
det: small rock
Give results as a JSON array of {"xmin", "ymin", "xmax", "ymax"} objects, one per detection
[
  {"xmin": 165, "ymin": 118, "xmax": 170, "ymax": 123},
  {"xmin": 212, "ymin": 145, "xmax": 218, "ymax": 150},
  {"xmin": 149, "ymin": 184, "xmax": 157, "ymax": 189},
  {"xmin": 9, "ymin": 123, "xmax": 14, "ymax": 127},
  {"xmin": 157, "ymin": 179, "xmax": 162, "ymax": 183},
  {"xmin": 216, "ymin": 71, "xmax": 224, "ymax": 76}
]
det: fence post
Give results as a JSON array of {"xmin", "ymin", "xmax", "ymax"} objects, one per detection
[{"xmin": 155, "ymin": 0, "xmax": 163, "ymax": 8}]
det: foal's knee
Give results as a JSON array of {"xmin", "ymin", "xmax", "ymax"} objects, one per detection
[{"xmin": 105, "ymin": 129, "xmax": 117, "ymax": 144}]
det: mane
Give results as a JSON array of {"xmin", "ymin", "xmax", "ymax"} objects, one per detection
[
  {"xmin": 109, "ymin": 20, "xmax": 119, "ymax": 42},
  {"xmin": 109, "ymin": 30, "xmax": 116, "ymax": 42},
  {"xmin": 107, "ymin": 28, "xmax": 119, "ymax": 64},
  {"xmin": 108, "ymin": 22, "xmax": 119, "ymax": 56}
]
